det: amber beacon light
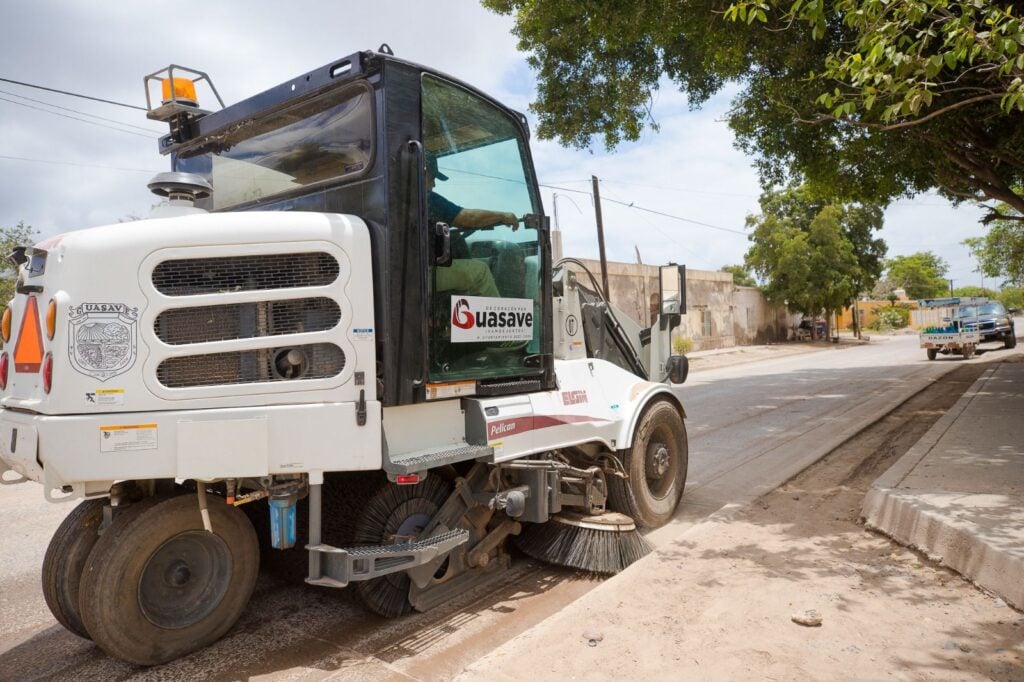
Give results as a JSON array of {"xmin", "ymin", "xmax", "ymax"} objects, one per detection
[
  {"xmin": 1, "ymin": 305, "xmax": 10, "ymax": 343},
  {"xmin": 161, "ymin": 77, "xmax": 198, "ymax": 106}
]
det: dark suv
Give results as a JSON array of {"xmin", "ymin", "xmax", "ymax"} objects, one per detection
[{"xmin": 954, "ymin": 302, "xmax": 1017, "ymax": 348}]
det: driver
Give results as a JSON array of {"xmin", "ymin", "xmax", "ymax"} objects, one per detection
[{"xmin": 427, "ymin": 155, "xmax": 518, "ymax": 298}]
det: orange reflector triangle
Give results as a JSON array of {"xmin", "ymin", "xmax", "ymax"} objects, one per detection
[{"xmin": 14, "ymin": 297, "xmax": 44, "ymax": 373}]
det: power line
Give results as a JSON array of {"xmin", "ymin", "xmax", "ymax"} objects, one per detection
[
  {"xmin": 541, "ymin": 182, "xmax": 749, "ymax": 237},
  {"xmin": 0, "ymin": 89, "xmax": 162, "ymax": 134},
  {"xmin": 0, "ymin": 154, "xmax": 161, "ymax": 174},
  {"xmin": 599, "ymin": 177, "xmax": 759, "ymax": 199},
  {"xmin": 0, "ymin": 76, "xmax": 146, "ymax": 111},
  {"xmin": 0, "ymin": 96, "xmax": 155, "ymax": 138}
]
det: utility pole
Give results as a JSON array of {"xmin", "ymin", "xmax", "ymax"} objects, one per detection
[
  {"xmin": 949, "ymin": 279, "xmax": 954, "ymax": 295},
  {"xmin": 592, "ymin": 175, "xmax": 610, "ymax": 299}
]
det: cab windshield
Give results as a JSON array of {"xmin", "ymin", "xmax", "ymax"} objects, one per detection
[
  {"xmin": 955, "ymin": 303, "xmax": 1003, "ymax": 318},
  {"xmin": 174, "ymin": 83, "xmax": 374, "ymax": 210}
]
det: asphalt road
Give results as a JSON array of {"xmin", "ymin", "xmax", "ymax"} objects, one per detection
[{"xmin": 0, "ymin": 334, "xmax": 1015, "ymax": 680}]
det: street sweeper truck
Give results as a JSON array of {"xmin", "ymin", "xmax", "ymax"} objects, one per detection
[{"xmin": 0, "ymin": 47, "xmax": 690, "ymax": 665}]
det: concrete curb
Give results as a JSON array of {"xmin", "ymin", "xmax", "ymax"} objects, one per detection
[{"xmin": 862, "ymin": 367, "xmax": 1024, "ymax": 609}]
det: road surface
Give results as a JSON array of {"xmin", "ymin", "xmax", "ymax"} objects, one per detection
[{"xmin": 0, "ymin": 334, "xmax": 1012, "ymax": 680}]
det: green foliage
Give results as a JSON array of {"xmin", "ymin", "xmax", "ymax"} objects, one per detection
[
  {"xmin": 885, "ymin": 252, "xmax": 949, "ymax": 300},
  {"xmin": 720, "ymin": 264, "xmax": 757, "ymax": 287},
  {"xmin": 952, "ymin": 286, "xmax": 997, "ymax": 299},
  {"xmin": 744, "ymin": 185, "xmax": 886, "ymax": 320},
  {"xmin": 999, "ymin": 286, "xmax": 1024, "ymax": 309},
  {"xmin": 963, "ymin": 208, "xmax": 1024, "ymax": 287},
  {"xmin": 869, "ymin": 306, "xmax": 910, "ymax": 331},
  {"xmin": 672, "ymin": 335, "xmax": 693, "ymax": 355},
  {"xmin": 0, "ymin": 222, "xmax": 37, "ymax": 303},
  {"xmin": 486, "ymin": 0, "xmax": 1024, "ymax": 218}
]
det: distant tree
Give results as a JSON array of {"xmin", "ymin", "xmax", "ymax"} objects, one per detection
[
  {"xmin": 0, "ymin": 222, "xmax": 38, "ymax": 303},
  {"xmin": 952, "ymin": 286, "xmax": 997, "ymax": 299},
  {"xmin": 963, "ymin": 209, "xmax": 1024, "ymax": 288},
  {"xmin": 885, "ymin": 252, "xmax": 949, "ymax": 300},
  {"xmin": 744, "ymin": 185, "xmax": 885, "ymax": 338},
  {"xmin": 720, "ymin": 264, "xmax": 756, "ymax": 287},
  {"xmin": 999, "ymin": 287, "xmax": 1024, "ymax": 310}
]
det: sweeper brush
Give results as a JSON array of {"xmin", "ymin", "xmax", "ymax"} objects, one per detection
[{"xmin": 513, "ymin": 511, "xmax": 652, "ymax": 574}]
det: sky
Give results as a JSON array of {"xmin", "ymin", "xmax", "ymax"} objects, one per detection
[{"xmin": 0, "ymin": 0, "xmax": 993, "ymax": 290}]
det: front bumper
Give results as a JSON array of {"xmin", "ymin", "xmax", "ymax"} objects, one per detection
[{"xmin": 0, "ymin": 401, "xmax": 382, "ymax": 502}]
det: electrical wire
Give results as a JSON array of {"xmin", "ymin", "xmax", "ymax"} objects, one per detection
[
  {"xmin": 0, "ymin": 76, "xmax": 146, "ymax": 110},
  {"xmin": 0, "ymin": 96, "xmax": 155, "ymax": 138},
  {"xmin": 0, "ymin": 154, "xmax": 161, "ymax": 174},
  {"xmin": 0, "ymin": 89, "xmax": 162, "ymax": 134}
]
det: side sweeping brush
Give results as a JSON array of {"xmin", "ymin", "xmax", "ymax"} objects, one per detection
[{"xmin": 513, "ymin": 511, "xmax": 652, "ymax": 575}]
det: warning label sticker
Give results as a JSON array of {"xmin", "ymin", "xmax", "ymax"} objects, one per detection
[
  {"xmin": 88, "ymin": 388, "xmax": 124, "ymax": 406},
  {"xmin": 450, "ymin": 296, "xmax": 533, "ymax": 344},
  {"xmin": 99, "ymin": 423, "xmax": 157, "ymax": 452}
]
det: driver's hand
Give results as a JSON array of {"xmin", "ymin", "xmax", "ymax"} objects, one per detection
[{"xmin": 502, "ymin": 212, "xmax": 520, "ymax": 230}]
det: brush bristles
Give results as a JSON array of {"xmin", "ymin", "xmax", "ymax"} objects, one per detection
[{"xmin": 514, "ymin": 519, "xmax": 653, "ymax": 575}]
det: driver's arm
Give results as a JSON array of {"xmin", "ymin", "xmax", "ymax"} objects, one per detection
[{"xmin": 451, "ymin": 208, "xmax": 519, "ymax": 230}]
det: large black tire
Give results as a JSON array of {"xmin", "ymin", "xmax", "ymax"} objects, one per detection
[
  {"xmin": 608, "ymin": 400, "xmax": 688, "ymax": 530},
  {"xmin": 41, "ymin": 498, "xmax": 106, "ymax": 639},
  {"xmin": 1006, "ymin": 331, "xmax": 1017, "ymax": 349},
  {"xmin": 351, "ymin": 477, "xmax": 452, "ymax": 618},
  {"xmin": 926, "ymin": 349, "xmax": 938, "ymax": 361},
  {"xmin": 79, "ymin": 494, "xmax": 259, "ymax": 666}
]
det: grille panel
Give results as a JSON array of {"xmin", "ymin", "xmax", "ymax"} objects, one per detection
[
  {"xmin": 157, "ymin": 343, "xmax": 345, "ymax": 388},
  {"xmin": 152, "ymin": 252, "xmax": 340, "ymax": 296},
  {"xmin": 155, "ymin": 298, "xmax": 341, "ymax": 345}
]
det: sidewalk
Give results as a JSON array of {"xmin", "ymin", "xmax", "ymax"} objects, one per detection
[
  {"xmin": 863, "ymin": 361, "xmax": 1024, "ymax": 609},
  {"xmin": 457, "ymin": 356, "xmax": 1024, "ymax": 680}
]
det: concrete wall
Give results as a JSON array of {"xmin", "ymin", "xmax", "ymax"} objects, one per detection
[{"xmin": 566, "ymin": 258, "xmax": 799, "ymax": 350}]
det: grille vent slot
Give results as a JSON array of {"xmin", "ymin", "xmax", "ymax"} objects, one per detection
[
  {"xmin": 157, "ymin": 343, "xmax": 345, "ymax": 388},
  {"xmin": 152, "ymin": 252, "xmax": 340, "ymax": 296},
  {"xmin": 155, "ymin": 298, "xmax": 341, "ymax": 345}
]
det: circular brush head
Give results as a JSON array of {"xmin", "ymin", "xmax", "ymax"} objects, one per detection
[{"xmin": 514, "ymin": 511, "xmax": 652, "ymax": 575}]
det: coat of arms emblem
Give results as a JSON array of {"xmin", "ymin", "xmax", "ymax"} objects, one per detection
[{"xmin": 68, "ymin": 303, "xmax": 138, "ymax": 381}]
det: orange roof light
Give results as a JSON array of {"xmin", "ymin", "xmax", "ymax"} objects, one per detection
[
  {"xmin": 46, "ymin": 299, "xmax": 57, "ymax": 340},
  {"xmin": 13, "ymin": 297, "xmax": 44, "ymax": 373},
  {"xmin": 161, "ymin": 77, "xmax": 198, "ymax": 106}
]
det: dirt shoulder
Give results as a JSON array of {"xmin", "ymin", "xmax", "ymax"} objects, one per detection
[{"xmin": 461, "ymin": 363, "xmax": 1024, "ymax": 681}]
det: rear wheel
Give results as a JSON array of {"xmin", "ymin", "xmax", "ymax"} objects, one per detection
[
  {"xmin": 41, "ymin": 498, "xmax": 105, "ymax": 639},
  {"xmin": 79, "ymin": 493, "xmax": 258, "ymax": 665},
  {"xmin": 351, "ymin": 477, "xmax": 452, "ymax": 617},
  {"xmin": 926, "ymin": 349, "xmax": 938, "ymax": 361},
  {"xmin": 962, "ymin": 345, "xmax": 975, "ymax": 360},
  {"xmin": 608, "ymin": 400, "xmax": 688, "ymax": 529}
]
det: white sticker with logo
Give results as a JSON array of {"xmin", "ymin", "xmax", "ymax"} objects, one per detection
[
  {"xmin": 450, "ymin": 296, "xmax": 534, "ymax": 343},
  {"xmin": 99, "ymin": 424, "xmax": 158, "ymax": 452}
]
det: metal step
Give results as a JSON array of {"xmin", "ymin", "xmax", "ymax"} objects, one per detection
[
  {"xmin": 384, "ymin": 444, "xmax": 494, "ymax": 475},
  {"xmin": 306, "ymin": 528, "xmax": 470, "ymax": 588}
]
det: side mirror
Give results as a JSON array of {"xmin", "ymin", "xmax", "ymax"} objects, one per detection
[
  {"xmin": 658, "ymin": 263, "xmax": 686, "ymax": 316},
  {"xmin": 666, "ymin": 355, "xmax": 689, "ymax": 385}
]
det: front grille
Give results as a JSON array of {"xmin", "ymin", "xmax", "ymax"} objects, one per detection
[
  {"xmin": 157, "ymin": 343, "xmax": 345, "ymax": 388},
  {"xmin": 155, "ymin": 298, "xmax": 341, "ymax": 345},
  {"xmin": 152, "ymin": 252, "xmax": 340, "ymax": 296}
]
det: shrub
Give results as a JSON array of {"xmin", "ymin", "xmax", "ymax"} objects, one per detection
[
  {"xmin": 869, "ymin": 307, "xmax": 909, "ymax": 331},
  {"xmin": 672, "ymin": 336, "xmax": 693, "ymax": 355}
]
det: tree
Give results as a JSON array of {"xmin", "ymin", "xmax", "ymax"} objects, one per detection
[
  {"xmin": 485, "ymin": 1, "xmax": 1024, "ymax": 221},
  {"xmin": 885, "ymin": 252, "xmax": 949, "ymax": 300},
  {"xmin": 964, "ymin": 212, "xmax": 1024, "ymax": 288},
  {"xmin": 0, "ymin": 222, "xmax": 37, "ymax": 303},
  {"xmin": 720, "ymin": 264, "xmax": 756, "ymax": 287},
  {"xmin": 952, "ymin": 286, "xmax": 998, "ymax": 299},
  {"xmin": 744, "ymin": 186, "xmax": 885, "ymax": 338}
]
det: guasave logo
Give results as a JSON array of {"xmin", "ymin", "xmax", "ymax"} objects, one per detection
[{"xmin": 449, "ymin": 295, "xmax": 534, "ymax": 344}]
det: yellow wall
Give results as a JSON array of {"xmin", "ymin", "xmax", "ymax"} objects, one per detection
[{"xmin": 840, "ymin": 300, "xmax": 921, "ymax": 330}]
